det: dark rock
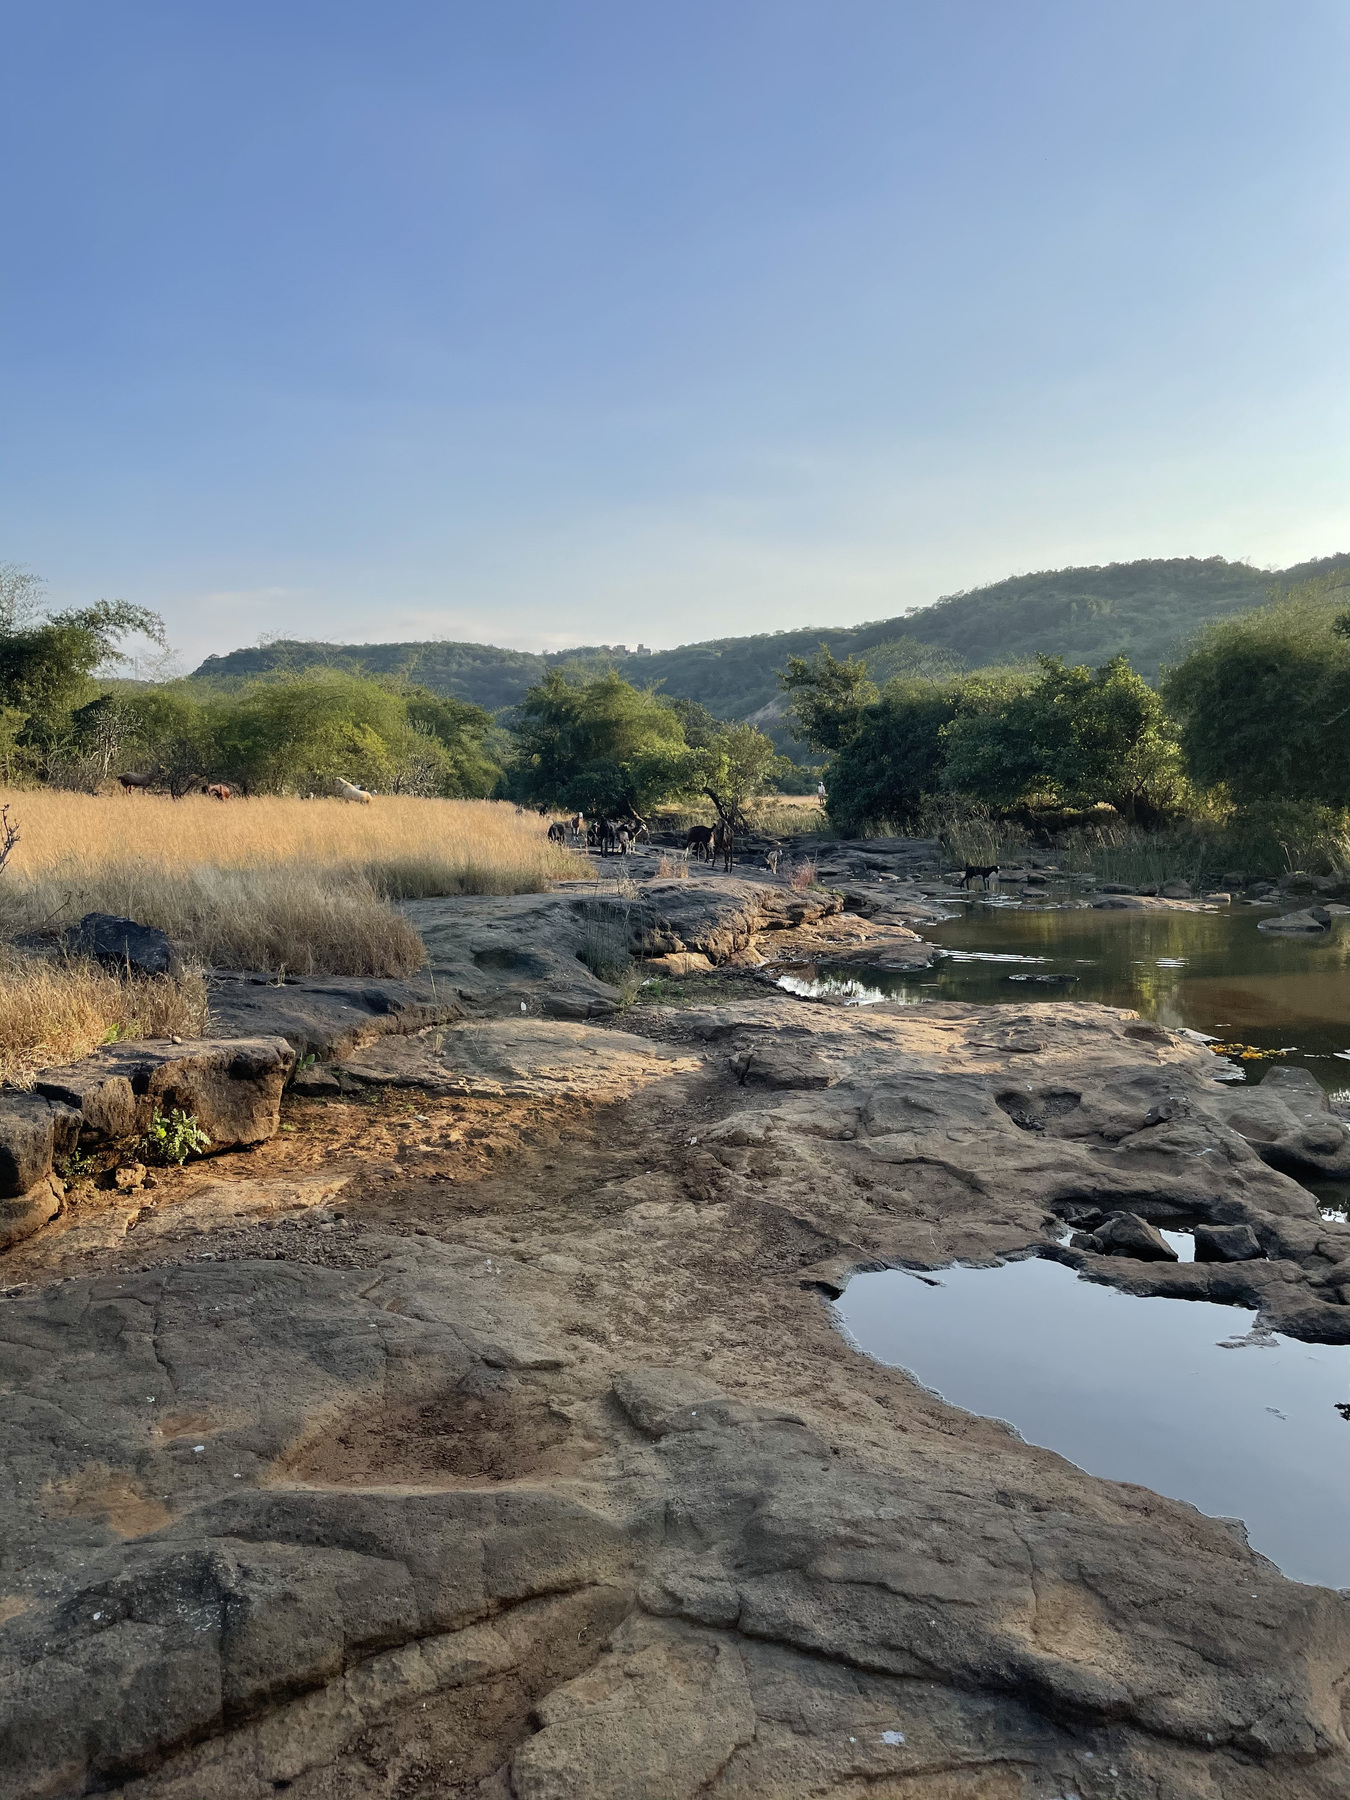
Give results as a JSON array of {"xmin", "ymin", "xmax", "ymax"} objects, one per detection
[
  {"xmin": 35, "ymin": 1036, "xmax": 294, "ymax": 1148},
  {"xmin": 0, "ymin": 1094, "xmax": 78, "ymax": 1198},
  {"xmin": 1194, "ymin": 1223, "xmax": 1263, "ymax": 1263},
  {"xmin": 66, "ymin": 912, "xmax": 184, "ymax": 979},
  {"xmin": 1097, "ymin": 883, "xmax": 1137, "ymax": 894},
  {"xmin": 1094, "ymin": 1212, "xmax": 1179, "ymax": 1261}
]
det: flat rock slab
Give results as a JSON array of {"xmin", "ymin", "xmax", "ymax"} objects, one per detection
[
  {"xmin": 206, "ymin": 973, "xmax": 459, "ymax": 1059},
  {"xmin": 339, "ymin": 1018, "xmax": 702, "ymax": 1100},
  {"xmin": 3, "ymin": 1248, "xmax": 1350, "ymax": 1800}
]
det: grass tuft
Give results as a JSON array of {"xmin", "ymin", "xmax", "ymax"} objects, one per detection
[{"xmin": 0, "ymin": 952, "xmax": 209, "ymax": 1089}]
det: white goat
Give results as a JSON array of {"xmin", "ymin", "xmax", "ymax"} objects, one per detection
[{"xmin": 336, "ymin": 777, "xmax": 373, "ymax": 804}]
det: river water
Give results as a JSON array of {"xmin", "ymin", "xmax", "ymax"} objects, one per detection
[
  {"xmin": 779, "ymin": 901, "xmax": 1350, "ymax": 1095},
  {"xmin": 836, "ymin": 1257, "xmax": 1350, "ymax": 1588}
]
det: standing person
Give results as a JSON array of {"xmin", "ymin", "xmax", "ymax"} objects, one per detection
[{"xmin": 816, "ymin": 780, "xmax": 827, "ymax": 807}]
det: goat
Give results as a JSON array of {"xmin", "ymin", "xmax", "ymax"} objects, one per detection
[
  {"xmin": 336, "ymin": 777, "xmax": 373, "ymax": 804},
  {"xmin": 712, "ymin": 820, "xmax": 735, "ymax": 872},
  {"xmin": 202, "ymin": 783, "xmax": 232, "ymax": 801},
  {"xmin": 547, "ymin": 821, "xmax": 567, "ymax": 845},
  {"xmin": 568, "ymin": 813, "xmax": 586, "ymax": 841},
  {"xmin": 685, "ymin": 825, "xmax": 714, "ymax": 862},
  {"xmin": 959, "ymin": 863, "xmax": 999, "ymax": 890},
  {"xmin": 118, "ymin": 772, "xmax": 152, "ymax": 793},
  {"xmin": 764, "ymin": 848, "xmax": 782, "ymax": 875},
  {"xmin": 616, "ymin": 824, "xmax": 632, "ymax": 856}
]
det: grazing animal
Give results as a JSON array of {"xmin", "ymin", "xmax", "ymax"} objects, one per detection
[
  {"xmin": 547, "ymin": 821, "xmax": 567, "ymax": 844},
  {"xmin": 712, "ymin": 820, "xmax": 735, "ymax": 872},
  {"xmin": 598, "ymin": 819, "xmax": 621, "ymax": 856},
  {"xmin": 959, "ymin": 863, "xmax": 999, "ymax": 890},
  {"xmin": 764, "ymin": 849, "xmax": 782, "ymax": 874},
  {"xmin": 616, "ymin": 824, "xmax": 632, "ymax": 856},
  {"xmin": 568, "ymin": 813, "xmax": 586, "ymax": 841},
  {"xmin": 202, "ymin": 783, "xmax": 232, "ymax": 801},
  {"xmin": 336, "ymin": 777, "xmax": 373, "ymax": 804},
  {"xmin": 117, "ymin": 772, "xmax": 152, "ymax": 793},
  {"xmin": 685, "ymin": 825, "xmax": 714, "ymax": 862}
]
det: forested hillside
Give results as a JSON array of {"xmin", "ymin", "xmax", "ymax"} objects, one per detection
[{"xmin": 192, "ymin": 550, "xmax": 1350, "ymax": 719}]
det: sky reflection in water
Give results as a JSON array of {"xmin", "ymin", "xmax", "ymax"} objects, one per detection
[{"xmin": 837, "ymin": 1257, "xmax": 1350, "ymax": 1588}]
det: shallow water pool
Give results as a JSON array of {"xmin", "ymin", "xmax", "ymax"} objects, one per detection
[
  {"xmin": 836, "ymin": 1256, "xmax": 1350, "ymax": 1588},
  {"xmin": 781, "ymin": 904, "xmax": 1350, "ymax": 1092}
]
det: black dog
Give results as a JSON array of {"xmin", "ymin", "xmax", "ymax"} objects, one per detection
[{"xmin": 959, "ymin": 863, "xmax": 1000, "ymax": 890}]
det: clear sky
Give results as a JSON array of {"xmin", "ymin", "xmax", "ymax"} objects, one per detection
[{"xmin": 3, "ymin": 1, "xmax": 1348, "ymax": 667}]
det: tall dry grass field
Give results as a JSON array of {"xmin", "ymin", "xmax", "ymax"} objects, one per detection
[{"xmin": 0, "ymin": 791, "xmax": 584, "ymax": 979}]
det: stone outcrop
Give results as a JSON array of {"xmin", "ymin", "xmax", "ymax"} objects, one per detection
[
  {"xmin": 6, "ymin": 958, "xmax": 1350, "ymax": 1796},
  {"xmin": 1216, "ymin": 1064, "xmax": 1350, "ymax": 1180},
  {"xmin": 1259, "ymin": 905, "xmax": 1350, "ymax": 933},
  {"xmin": 3, "ymin": 1228, "xmax": 1349, "ymax": 1799},
  {"xmin": 336, "ymin": 1018, "xmax": 702, "ymax": 1100},
  {"xmin": 35, "ymin": 1036, "xmax": 294, "ymax": 1149}
]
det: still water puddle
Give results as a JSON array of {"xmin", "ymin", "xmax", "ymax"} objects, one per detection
[{"xmin": 836, "ymin": 1257, "xmax": 1350, "ymax": 1587}]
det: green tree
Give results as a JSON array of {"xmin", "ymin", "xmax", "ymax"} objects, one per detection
[
  {"xmin": 403, "ymin": 690, "xmax": 500, "ymax": 796},
  {"xmin": 1164, "ymin": 595, "xmax": 1350, "ymax": 808},
  {"xmin": 504, "ymin": 670, "xmax": 694, "ymax": 816},
  {"xmin": 777, "ymin": 646, "xmax": 878, "ymax": 753},
  {"xmin": 694, "ymin": 723, "xmax": 789, "ymax": 826},
  {"xmin": 0, "ymin": 602, "xmax": 165, "ymax": 723},
  {"xmin": 212, "ymin": 674, "xmax": 410, "ymax": 794},
  {"xmin": 824, "ymin": 680, "xmax": 963, "ymax": 834},
  {"xmin": 941, "ymin": 656, "xmax": 1185, "ymax": 820}
]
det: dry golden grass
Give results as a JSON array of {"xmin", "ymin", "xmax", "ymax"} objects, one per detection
[
  {"xmin": 0, "ymin": 791, "xmax": 584, "ymax": 978},
  {"xmin": 0, "ymin": 952, "xmax": 209, "ymax": 1089}
]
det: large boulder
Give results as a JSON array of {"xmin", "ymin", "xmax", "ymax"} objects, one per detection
[
  {"xmin": 1214, "ymin": 1067, "xmax": 1350, "ymax": 1181},
  {"xmin": 1258, "ymin": 906, "xmax": 1350, "ymax": 934},
  {"xmin": 65, "ymin": 912, "xmax": 184, "ymax": 978},
  {"xmin": 35, "ymin": 1036, "xmax": 295, "ymax": 1149}
]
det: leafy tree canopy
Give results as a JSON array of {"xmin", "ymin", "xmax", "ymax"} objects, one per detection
[
  {"xmin": 1163, "ymin": 588, "xmax": 1350, "ymax": 808},
  {"xmin": 777, "ymin": 646, "xmax": 879, "ymax": 753},
  {"xmin": 824, "ymin": 679, "xmax": 963, "ymax": 835},
  {"xmin": 504, "ymin": 669, "xmax": 695, "ymax": 816},
  {"xmin": 940, "ymin": 655, "xmax": 1186, "ymax": 819}
]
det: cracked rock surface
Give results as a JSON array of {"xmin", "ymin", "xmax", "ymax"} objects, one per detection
[{"xmin": 3, "ymin": 995, "xmax": 1350, "ymax": 1798}]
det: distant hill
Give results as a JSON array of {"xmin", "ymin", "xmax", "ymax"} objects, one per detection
[{"xmin": 191, "ymin": 551, "xmax": 1350, "ymax": 731}]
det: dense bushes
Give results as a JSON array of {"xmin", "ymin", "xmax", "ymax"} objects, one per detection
[
  {"xmin": 1162, "ymin": 584, "xmax": 1350, "ymax": 809},
  {"xmin": 784, "ymin": 652, "xmax": 1187, "ymax": 834}
]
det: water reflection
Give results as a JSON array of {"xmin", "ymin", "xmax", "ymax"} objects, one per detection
[
  {"xmin": 836, "ymin": 1257, "xmax": 1350, "ymax": 1588},
  {"xmin": 777, "ymin": 907, "xmax": 1350, "ymax": 1091}
]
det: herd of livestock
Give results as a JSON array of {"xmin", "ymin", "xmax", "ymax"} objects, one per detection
[{"xmin": 546, "ymin": 812, "xmax": 737, "ymax": 870}]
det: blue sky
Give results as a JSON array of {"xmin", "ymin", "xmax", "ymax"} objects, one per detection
[{"xmin": 3, "ymin": 1, "xmax": 1347, "ymax": 666}]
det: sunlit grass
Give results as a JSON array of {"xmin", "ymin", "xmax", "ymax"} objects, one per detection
[{"xmin": 0, "ymin": 791, "xmax": 585, "ymax": 977}]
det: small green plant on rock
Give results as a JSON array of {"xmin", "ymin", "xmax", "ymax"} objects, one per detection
[
  {"xmin": 142, "ymin": 1106, "xmax": 212, "ymax": 1166},
  {"xmin": 56, "ymin": 1145, "xmax": 97, "ymax": 1182}
]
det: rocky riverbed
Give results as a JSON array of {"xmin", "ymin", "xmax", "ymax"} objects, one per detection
[{"xmin": 3, "ymin": 854, "xmax": 1350, "ymax": 1799}]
